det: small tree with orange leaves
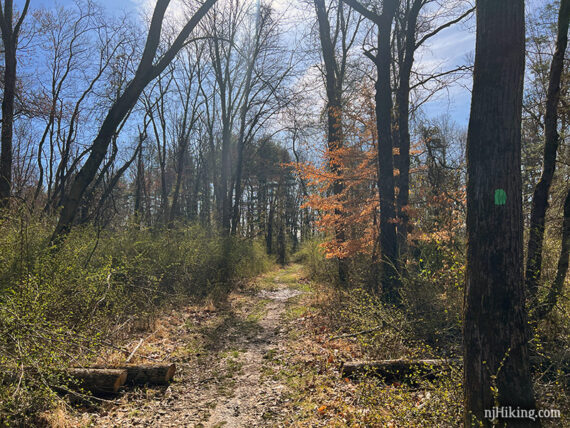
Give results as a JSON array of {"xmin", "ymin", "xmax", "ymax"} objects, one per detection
[
  {"xmin": 295, "ymin": 85, "xmax": 382, "ymax": 266},
  {"xmin": 295, "ymin": 86, "xmax": 467, "ymax": 288}
]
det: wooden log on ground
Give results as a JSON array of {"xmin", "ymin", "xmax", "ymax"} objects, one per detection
[
  {"xmin": 65, "ymin": 368, "xmax": 127, "ymax": 395},
  {"xmin": 340, "ymin": 358, "xmax": 461, "ymax": 382},
  {"xmin": 123, "ymin": 364, "xmax": 176, "ymax": 385},
  {"xmin": 0, "ymin": 367, "xmax": 127, "ymax": 395},
  {"xmin": 341, "ymin": 357, "xmax": 569, "ymax": 383},
  {"xmin": 90, "ymin": 364, "xmax": 176, "ymax": 386},
  {"xmin": 2, "ymin": 364, "xmax": 174, "ymax": 394}
]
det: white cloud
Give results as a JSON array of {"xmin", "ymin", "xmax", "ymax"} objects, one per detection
[{"xmin": 134, "ymin": 0, "xmax": 303, "ymax": 22}]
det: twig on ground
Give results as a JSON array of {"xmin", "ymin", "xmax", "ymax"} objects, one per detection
[{"xmin": 125, "ymin": 338, "xmax": 145, "ymax": 363}]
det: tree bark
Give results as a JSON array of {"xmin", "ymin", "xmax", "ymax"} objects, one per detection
[
  {"xmin": 314, "ymin": 0, "xmax": 349, "ymax": 283},
  {"xmin": 123, "ymin": 364, "xmax": 175, "ymax": 385},
  {"xmin": 374, "ymin": 0, "xmax": 400, "ymax": 303},
  {"xmin": 395, "ymin": 0, "xmax": 422, "ymax": 255},
  {"xmin": 464, "ymin": 1, "xmax": 538, "ymax": 426},
  {"xmin": 66, "ymin": 368, "xmax": 127, "ymax": 395},
  {"xmin": 341, "ymin": 358, "xmax": 460, "ymax": 381},
  {"xmin": 266, "ymin": 188, "xmax": 275, "ymax": 254},
  {"xmin": 91, "ymin": 364, "xmax": 176, "ymax": 386},
  {"xmin": 0, "ymin": 42, "xmax": 15, "ymax": 208},
  {"xmin": 342, "ymin": 0, "xmax": 401, "ymax": 301},
  {"xmin": 525, "ymin": 0, "xmax": 570, "ymax": 303},
  {"xmin": 0, "ymin": 0, "xmax": 30, "ymax": 207},
  {"xmin": 533, "ymin": 187, "xmax": 570, "ymax": 321}
]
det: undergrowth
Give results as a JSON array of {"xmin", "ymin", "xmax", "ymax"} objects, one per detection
[
  {"xmin": 293, "ymin": 239, "xmax": 569, "ymax": 427},
  {"xmin": 0, "ymin": 210, "xmax": 273, "ymax": 425}
]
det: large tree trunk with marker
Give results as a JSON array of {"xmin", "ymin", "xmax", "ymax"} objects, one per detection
[{"xmin": 464, "ymin": 0, "xmax": 538, "ymax": 426}]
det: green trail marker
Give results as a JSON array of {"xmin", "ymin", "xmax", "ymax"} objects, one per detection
[{"xmin": 494, "ymin": 189, "xmax": 507, "ymax": 205}]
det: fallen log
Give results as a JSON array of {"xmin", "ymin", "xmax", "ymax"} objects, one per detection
[
  {"xmin": 123, "ymin": 364, "xmax": 176, "ymax": 385},
  {"xmin": 341, "ymin": 356, "xmax": 570, "ymax": 383},
  {"xmin": 1, "ymin": 367, "xmax": 127, "ymax": 395},
  {"xmin": 65, "ymin": 368, "xmax": 127, "ymax": 395},
  {"xmin": 2, "ymin": 363, "xmax": 175, "ymax": 392},
  {"xmin": 340, "ymin": 358, "xmax": 461, "ymax": 382},
  {"xmin": 90, "ymin": 363, "xmax": 176, "ymax": 386}
]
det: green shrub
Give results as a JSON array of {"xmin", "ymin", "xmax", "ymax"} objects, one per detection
[
  {"xmin": 0, "ymin": 211, "xmax": 273, "ymax": 424},
  {"xmin": 293, "ymin": 238, "xmax": 338, "ymax": 284}
]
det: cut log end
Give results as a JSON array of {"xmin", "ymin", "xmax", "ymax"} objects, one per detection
[
  {"xmin": 66, "ymin": 368, "xmax": 128, "ymax": 395},
  {"xmin": 116, "ymin": 370, "xmax": 128, "ymax": 391}
]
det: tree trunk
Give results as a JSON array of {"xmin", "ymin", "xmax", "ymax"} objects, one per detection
[
  {"xmin": 341, "ymin": 358, "xmax": 460, "ymax": 381},
  {"xmin": 91, "ymin": 364, "xmax": 176, "ymax": 386},
  {"xmin": 266, "ymin": 190, "xmax": 274, "ymax": 254},
  {"xmin": 375, "ymin": 0, "xmax": 400, "ymax": 303},
  {"xmin": 220, "ymin": 109, "xmax": 232, "ymax": 233},
  {"xmin": 525, "ymin": 0, "xmax": 570, "ymax": 303},
  {"xmin": 123, "ymin": 364, "xmax": 175, "ymax": 385},
  {"xmin": 231, "ymin": 5, "xmax": 266, "ymax": 236},
  {"xmin": 314, "ymin": 0, "xmax": 349, "ymax": 283},
  {"xmin": 169, "ymin": 138, "xmax": 190, "ymax": 224},
  {"xmin": 533, "ymin": 187, "xmax": 570, "ymax": 321},
  {"xmin": 278, "ymin": 220, "xmax": 286, "ymax": 265},
  {"xmin": 395, "ymin": 0, "xmax": 422, "ymax": 256},
  {"xmin": 0, "ymin": 1, "xmax": 30, "ymax": 207},
  {"xmin": 134, "ymin": 133, "xmax": 146, "ymax": 226},
  {"xmin": 340, "ymin": 0, "xmax": 400, "ymax": 294},
  {"xmin": 201, "ymin": 157, "xmax": 211, "ymax": 226},
  {"xmin": 464, "ymin": 1, "xmax": 537, "ymax": 426},
  {"xmin": 341, "ymin": 356, "xmax": 567, "ymax": 380},
  {"xmin": 0, "ymin": 42, "xmax": 15, "ymax": 207}
]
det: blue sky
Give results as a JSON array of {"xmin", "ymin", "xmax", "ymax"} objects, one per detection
[
  {"xmin": 413, "ymin": 19, "xmax": 475, "ymax": 127},
  {"xmin": 15, "ymin": 0, "xmax": 476, "ymax": 128},
  {"xmin": 26, "ymin": 0, "xmax": 141, "ymax": 13}
]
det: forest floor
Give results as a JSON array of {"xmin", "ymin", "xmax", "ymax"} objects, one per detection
[
  {"xmin": 64, "ymin": 263, "xmax": 359, "ymax": 427},
  {"xmin": 52, "ymin": 264, "xmax": 566, "ymax": 427}
]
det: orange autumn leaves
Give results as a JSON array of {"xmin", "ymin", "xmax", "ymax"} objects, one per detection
[
  {"xmin": 294, "ymin": 92, "xmax": 380, "ymax": 259},
  {"xmin": 298, "ymin": 144, "xmax": 379, "ymax": 259},
  {"xmin": 293, "ymin": 85, "xmax": 465, "ymax": 260}
]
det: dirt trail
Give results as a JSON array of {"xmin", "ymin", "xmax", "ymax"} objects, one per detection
[
  {"xmin": 88, "ymin": 264, "xmax": 307, "ymax": 428},
  {"xmin": 204, "ymin": 286, "xmax": 302, "ymax": 427}
]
